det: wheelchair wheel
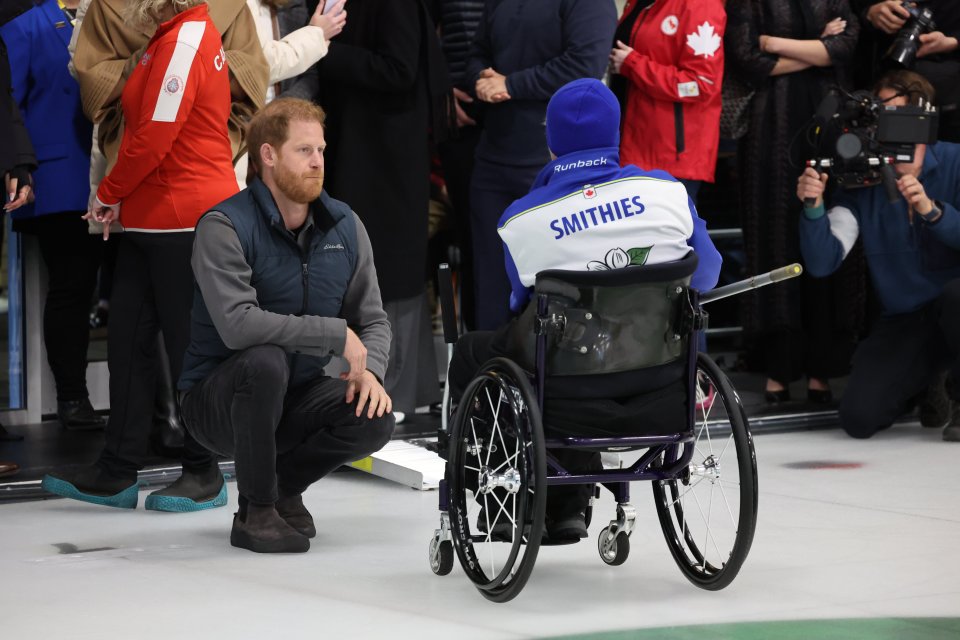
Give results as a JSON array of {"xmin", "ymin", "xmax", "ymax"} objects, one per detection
[
  {"xmin": 598, "ymin": 526, "xmax": 630, "ymax": 566},
  {"xmin": 446, "ymin": 357, "xmax": 547, "ymax": 603},
  {"xmin": 653, "ymin": 352, "xmax": 758, "ymax": 590},
  {"xmin": 429, "ymin": 537, "xmax": 454, "ymax": 576}
]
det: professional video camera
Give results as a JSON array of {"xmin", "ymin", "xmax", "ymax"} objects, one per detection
[
  {"xmin": 886, "ymin": 1, "xmax": 936, "ymax": 69},
  {"xmin": 806, "ymin": 87, "xmax": 938, "ymax": 203}
]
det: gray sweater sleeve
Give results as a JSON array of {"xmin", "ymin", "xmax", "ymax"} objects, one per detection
[
  {"xmin": 342, "ymin": 213, "xmax": 391, "ymax": 382},
  {"xmin": 192, "ymin": 212, "xmax": 348, "ymax": 358}
]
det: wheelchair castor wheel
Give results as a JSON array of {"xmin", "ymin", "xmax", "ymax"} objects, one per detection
[
  {"xmin": 598, "ymin": 526, "xmax": 630, "ymax": 566},
  {"xmin": 429, "ymin": 536, "xmax": 454, "ymax": 576}
]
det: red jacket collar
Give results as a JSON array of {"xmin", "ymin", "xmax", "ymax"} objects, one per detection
[{"xmin": 154, "ymin": 3, "xmax": 208, "ymax": 38}]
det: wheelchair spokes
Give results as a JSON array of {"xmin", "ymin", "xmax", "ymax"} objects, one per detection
[
  {"xmin": 446, "ymin": 359, "xmax": 547, "ymax": 602},
  {"xmin": 653, "ymin": 353, "xmax": 758, "ymax": 590}
]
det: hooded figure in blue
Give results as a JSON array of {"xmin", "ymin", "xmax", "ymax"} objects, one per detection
[
  {"xmin": 497, "ymin": 77, "xmax": 721, "ymax": 312},
  {"xmin": 449, "ymin": 78, "xmax": 722, "ymax": 542}
]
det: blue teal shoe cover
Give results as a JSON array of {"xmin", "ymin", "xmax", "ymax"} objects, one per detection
[
  {"xmin": 41, "ymin": 474, "xmax": 139, "ymax": 509},
  {"xmin": 144, "ymin": 481, "xmax": 228, "ymax": 512}
]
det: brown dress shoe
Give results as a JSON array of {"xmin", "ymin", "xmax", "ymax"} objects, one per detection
[{"xmin": 0, "ymin": 461, "xmax": 19, "ymax": 478}]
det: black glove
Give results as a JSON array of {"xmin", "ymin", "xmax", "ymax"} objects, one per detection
[{"xmin": 5, "ymin": 164, "xmax": 31, "ymax": 203}]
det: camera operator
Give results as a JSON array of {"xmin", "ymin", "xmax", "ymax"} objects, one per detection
[
  {"xmin": 853, "ymin": 0, "xmax": 960, "ymax": 141},
  {"xmin": 797, "ymin": 70, "xmax": 960, "ymax": 441}
]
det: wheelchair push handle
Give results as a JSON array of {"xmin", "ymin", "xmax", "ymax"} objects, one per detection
[
  {"xmin": 437, "ymin": 263, "xmax": 459, "ymax": 344},
  {"xmin": 699, "ymin": 263, "xmax": 803, "ymax": 305}
]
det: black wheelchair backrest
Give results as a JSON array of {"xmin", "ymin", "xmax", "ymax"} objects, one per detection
[{"xmin": 509, "ymin": 252, "xmax": 700, "ymax": 378}]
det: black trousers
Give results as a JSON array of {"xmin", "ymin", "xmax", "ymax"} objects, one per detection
[
  {"xmin": 438, "ymin": 125, "xmax": 480, "ymax": 331},
  {"xmin": 449, "ymin": 330, "xmax": 598, "ymax": 519},
  {"xmin": 181, "ymin": 345, "xmax": 395, "ymax": 504},
  {"xmin": 98, "ymin": 232, "xmax": 212, "ymax": 478},
  {"xmin": 469, "ymin": 159, "xmax": 540, "ymax": 330},
  {"xmin": 18, "ymin": 213, "xmax": 103, "ymax": 402},
  {"xmin": 840, "ymin": 280, "xmax": 960, "ymax": 439}
]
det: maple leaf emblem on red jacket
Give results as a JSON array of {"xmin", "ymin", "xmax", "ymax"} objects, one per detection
[{"xmin": 686, "ymin": 22, "xmax": 721, "ymax": 58}]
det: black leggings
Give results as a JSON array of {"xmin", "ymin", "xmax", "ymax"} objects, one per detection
[
  {"xmin": 17, "ymin": 212, "xmax": 103, "ymax": 402},
  {"xmin": 98, "ymin": 232, "xmax": 212, "ymax": 478}
]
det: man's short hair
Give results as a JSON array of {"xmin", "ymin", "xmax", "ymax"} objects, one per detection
[
  {"xmin": 247, "ymin": 98, "xmax": 327, "ymax": 175},
  {"xmin": 874, "ymin": 69, "xmax": 936, "ymax": 106}
]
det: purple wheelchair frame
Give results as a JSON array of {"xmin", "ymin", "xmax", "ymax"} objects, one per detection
[
  {"xmin": 532, "ymin": 290, "xmax": 700, "ymax": 505},
  {"xmin": 437, "ymin": 278, "xmax": 703, "ymax": 511}
]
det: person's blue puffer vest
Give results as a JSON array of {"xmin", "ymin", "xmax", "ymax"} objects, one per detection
[{"xmin": 179, "ymin": 177, "xmax": 357, "ymax": 391}]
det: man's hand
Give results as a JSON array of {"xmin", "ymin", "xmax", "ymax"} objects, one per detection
[
  {"xmin": 917, "ymin": 31, "xmax": 959, "ymax": 58},
  {"xmin": 866, "ymin": 0, "xmax": 910, "ymax": 35},
  {"xmin": 345, "ymin": 370, "xmax": 393, "ymax": 419},
  {"xmin": 797, "ymin": 167, "xmax": 829, "ymax": 208},
  {"xmin": 310, "ymin": 0, "xmax": 346, "ymax": 40},
  {"xmin": 4, "ymin": 168, "xmax": 33, "ymax": 212},
  {"xmin": 897, "ymin": 173, "xmax": 934, "ymax": 222},
  {"xmin": 452, "ymin": 87, "xmax": 476, "ymax": 127},
  {"xmin": 475, "ymin": 68, "xmax": 510, "ymax": 103},
  {"xmin": 82, "ymin": 197, "xmax": 121, "ymax": 240},
  {"xmin": 609, "ymin": 40, "xmax": 633, "ymax": 75},
  {"xmin": 340, "ymin": 327, "xmax": 368, "ymax": 382}
]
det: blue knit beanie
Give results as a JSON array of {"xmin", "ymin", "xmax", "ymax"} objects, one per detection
[{"xmin": 546, "ymin": 78, "xmax": 621, "ymax": 157}]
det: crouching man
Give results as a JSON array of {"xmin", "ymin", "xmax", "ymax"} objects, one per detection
[{"xmin": 177, "ymin": 98, "xmax": 394, "ymax": 553}]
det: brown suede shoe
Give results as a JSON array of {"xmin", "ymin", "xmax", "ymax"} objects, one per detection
[
  {"xmin": 0, "ymin": 461, "xmax": 19, "ymax": 478},
  {"xmin": 276, "ymin": 493, "xmax": 316, "ymax": 538},
  {"xmin": 230, "ymin": 504, "xmax": 310, "ymax": 553}
]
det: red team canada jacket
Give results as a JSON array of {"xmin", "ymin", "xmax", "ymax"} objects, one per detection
[
  {"xmin": 618, "ymin": 0, "xmax": 726, "ymax": 182},
  {"xmin": 96, "ymin": 4, "xmax": 237, "ymax": 231}
]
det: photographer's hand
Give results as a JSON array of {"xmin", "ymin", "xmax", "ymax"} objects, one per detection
[
  {"xmin": 918, "ymin": 31, "xmax": 959, "ymax": 58},
  {"xmin": 797, "ymin": 168, "xmax": 829, "ymax": 209},
  {"xmin": 897, "ymin": 174, "xmax": 933, "ymax": 224},
  {"xmin": 866, "ymin": 1, "xmax": 910, "ymax": 35}
]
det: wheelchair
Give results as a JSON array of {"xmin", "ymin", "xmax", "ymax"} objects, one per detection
[{"xmin": 428, "ymin": 253, "xmax": 801, "ymax": 602}]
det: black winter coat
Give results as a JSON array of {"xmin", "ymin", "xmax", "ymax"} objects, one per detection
[
  {"xmin": 315, "ymin": 0, "xmax": 442, "ymax": 301},
  {"xmin": 0, "ymin": 0, "xmax": 36, "ymax": 176}
]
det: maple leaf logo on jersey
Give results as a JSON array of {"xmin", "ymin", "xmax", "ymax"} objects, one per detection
[
  {"xmin": 582, "ymin": 185, "xmax": 597, "ymax": 199},
  {"xmin": 686, "ymin": 22, "xmax": 721, "ymax": 58}
]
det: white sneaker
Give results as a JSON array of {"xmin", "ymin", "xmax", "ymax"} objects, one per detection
[{"xmin": 393, "ymin": 411, "xmax": 406, "ymax": 424}]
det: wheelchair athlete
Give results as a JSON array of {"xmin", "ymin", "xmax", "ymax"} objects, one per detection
[{"xmin": 448, "ymin": 78, "xmax": 722, "ymax": 542}]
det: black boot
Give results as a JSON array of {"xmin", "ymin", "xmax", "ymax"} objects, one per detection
[
  {"xmin": 42, "ymin": 463, "xmax": 139, "ymax": 508},
  {"xmin": 152, "ymin": 333, "xmax": 185, "ymax": 452},
  {"xmin": 0, "ymin": 421, "xmax": 24, "ymax": 442},
  {"xmin": 276, "ymin": 492, "xmax": 316, "ymax": 538},
  {"xmin": 231, "ymin": 501, "xmax": 310, "ymax": 553},
  {"xmin": 57, "ymin": 398, "xmax": 106, "ymax": 431},
  {"xmin": 144, "ymin": 463, "xmax": 227, "ymax": 512}
]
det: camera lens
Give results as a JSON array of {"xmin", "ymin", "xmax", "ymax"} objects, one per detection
[{"xmin": 885, "ymin": 6, "xmax": 936, "ymax": 69}]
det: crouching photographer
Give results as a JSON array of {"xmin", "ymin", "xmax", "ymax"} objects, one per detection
[{"xmin": 798, "ymin": 70, "xmax": 960, "ymax": 441}]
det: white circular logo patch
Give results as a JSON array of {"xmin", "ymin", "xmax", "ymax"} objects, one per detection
[
  {"xmin": 164, "ymin": 75, "xmax": 183, "ymax": 94},
  {"xmin": 661, "ymin": 15, "xmax": 679, "ymax": 36}
]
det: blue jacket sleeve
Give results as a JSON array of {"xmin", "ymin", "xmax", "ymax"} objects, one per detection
[
  {"xmin": 503, "ymin": 242, "xmax": 530, "ymax": 312},
  {"xmin": 798, "ymin": 204, "xmax": 847, "ymax": 277},
  {"xmin": 687, "ymin": 198, "xmax": 721, "ymax": 291},
  {"xmin": 927, "ymin": 202, "xmax": 960, "ymax": 250},
  {"xmin": 463, "ymin": 0, "xmax": 494, "ymax": 94},
  {"xmin": 504, "ymin": 0, "xmax": 617, "ymax": 101}
]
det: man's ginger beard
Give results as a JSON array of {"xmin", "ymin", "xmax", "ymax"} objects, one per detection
[{"xmin": 272, "ymin": 153, "xmax": 324, "ymax": 204}]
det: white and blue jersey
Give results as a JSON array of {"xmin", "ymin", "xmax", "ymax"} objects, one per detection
[{"xmin": 497, "ymin": 147, "xmax": 722, "ymax": 311}]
